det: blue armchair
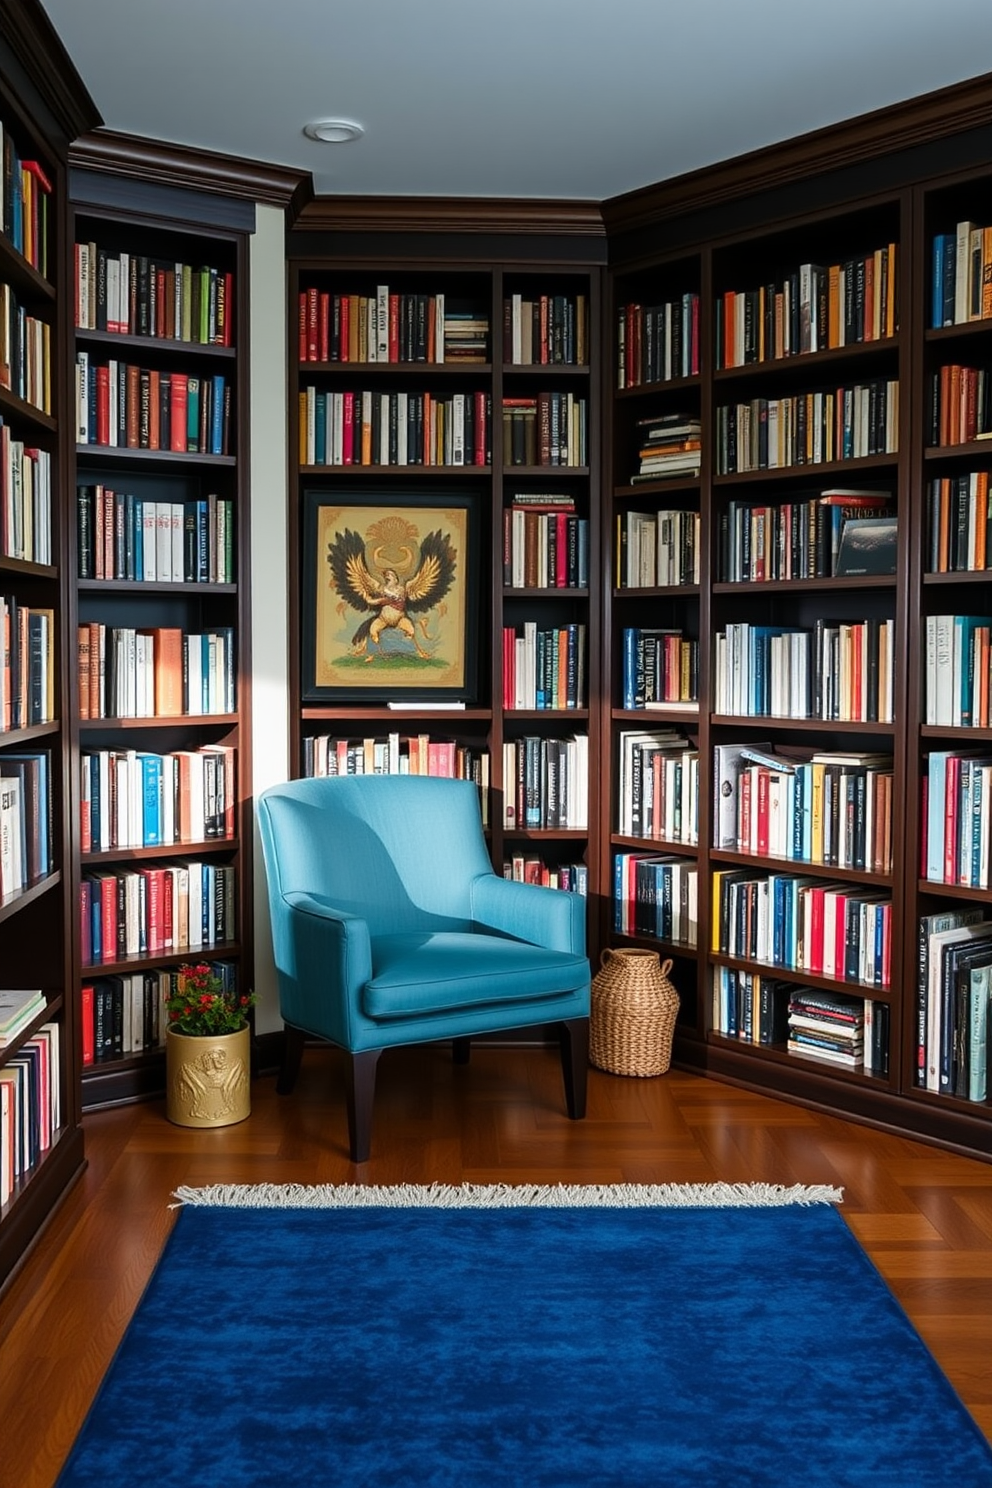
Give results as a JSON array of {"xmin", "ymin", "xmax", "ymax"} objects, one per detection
[{"xmin": 256, "ymin": 774, "xmax": 590, "ymax": 1161}]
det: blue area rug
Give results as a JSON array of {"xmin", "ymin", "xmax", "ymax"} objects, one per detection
[{"xmin": 56, "ymin": 1183, "xmax": 992, "ymax": 1488}]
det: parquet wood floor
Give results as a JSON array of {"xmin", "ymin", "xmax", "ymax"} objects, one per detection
[{"xmin": 1, "ymin": 1046, "xmax": 990, "ymax": 1487}]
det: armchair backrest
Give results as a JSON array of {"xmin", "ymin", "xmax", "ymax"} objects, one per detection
[{"xmin": 257, "ymin": 775, "xmax": 495, "ymax": 936}]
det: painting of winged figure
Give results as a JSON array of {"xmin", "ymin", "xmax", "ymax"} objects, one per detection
[{"xmin": 306, "ymin": 498, "xmax": 476, "ymax": 699}]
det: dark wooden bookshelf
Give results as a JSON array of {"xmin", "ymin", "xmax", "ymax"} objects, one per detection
[
  {"xmin": 603, "ymin": 113, "xmax": 992, "ymax": 1160},
  {"xmin": 0, "ymin": 0, "xmax": 99, "ymax": 1291},
  {"xmin": 66, "ymin": 161, "xmax": 255, "ymax": 1112},
  {"xmin": 287, "ymin": 226, "xmax": 605, "ymax": 915}
]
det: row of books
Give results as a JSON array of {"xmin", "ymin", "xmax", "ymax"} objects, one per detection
[
  {"xmin": 0, "ymin": 125, "xmax": 50, "ymax": 276},
  {"xmin": 80, "ymin": 744, "xmax": 236, "ymax": 854},
  {"xmin": 81, "ymin": 860, "xmax": 236, "ymax": 965},
  {"xmin": 0, "ymin": 281, "xmax": 51, "ymax": 413},
  {"xmin": 926, "ymin": 472, "xmax": 992, "ymax": 572},
  {"xmin": 76, "ymin": 486, "xmax": 234, "ymax": 585},
  {"xmin": 923, "ymin": 751, "xmax": 992, "ymax": 890},
  {"xmin": 917, "ymin": 909, "xmax": 992, "ymax": 1102},
  {"xmin": 631, "ymin": 414, "xmax": 701, "ymax": 483},
  {"xmin": 501, "ymin": 734, "xmax": 589, "ymax": 830},
  {"xmin": 81, "ymin": 962, "xmax": 237, "ymax": 1065},
  {"xmin": 620, "ymin": 629, "xmax": 699, "ymax": 711},
  {"xmin": 712, "ymin": 743, "xmax": 894, "ymax": 874},
  {"xmin": 927, "ymin": 363, "xmax": 992, "ymax": 446},
  {"xmin": 713, "ymin": 618, "xmax": 896, "ymax": 723},
  {"xmin": 1, "ymin": 424, "xmax": 51, "ymax": 565},
  {"xmin": 504, "ymin": 292, "xmax": 587, "ymax": 366},
  {"xmin": 502, "ymin": 499, "xmax": 589, "ymax": 589},
  {"xmin": 75, "ymin": 357, "xmax": 231, "ymax": 456},
  {"xmin": 502, "ymin": 856, "xmax": 588, "ymax": 894},
  {"xmin": 712, "ymin": 969, "xmax": 789, "ymax": 1044},
  {"xmin": 715, "ymin": 380, "xmax": 900, "ymax": 473},
  {"xmin": 718, "ymin": 488, "xmax": 893, "ymax": 583},
  {"xmin": 297, "ymin": 288, "xmax": 485, "ymax": 365},
  {"xmin": 501, "ymin": 622, "xmax": 586, "ymax": 711},
  {"xmin": 616, "ymin": 729, "xmax": 698, "ymax": 844},
  {"xmin": 77, "ymin": 623, "xmax": 235, "ymax": 721},
  {"xmin": 715, "ymin": 246, "xmax": 898, "ymax": 368},
  {"xmin": 502, "ymin": 394, "xmax": 588, "ymax": 467},
  {"xmin": 0, "ymin": 1017, "xmax": 59, "ymax": 1207},
  {"xmin": 75, "ymin": 245, "xmax": 234, "ymax": 345},
  {"xmin": 616, "ymin": 507, "xmax": 700, "ymax": 588},
  {"xmin": 615, "ymin": 293, "xmax": 700, "ymax": 388},
  {"xmin": 931, "ymin": 222, "xmax": 992, "ymax": 329},
  {"xmin": 0, "ymin": 597, "xmax": 54, "ymax": 732},
  {"xmin": 712, "ymin": 867, "xmax": 893, "ymax": 988},
  {"xmin": 302, "ymin": 734, "xmax": 490, "ymax": 822},
  {"xmin": 0, "ymin": 750, "xmax": 51, "ymax": 895},
  {"xmin": 923, "ymin": 615, "xmax": 992, "ymax": 728},
  {"xmin": 299, "ymin": 387, "xmax": 491, "ymax": 467},
  {"xmin": 612, "ymin": 852, "xmax": 699, "ymax": 946}
]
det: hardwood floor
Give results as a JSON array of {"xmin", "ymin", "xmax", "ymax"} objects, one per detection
[{"xmin": 2, "ymin": 1044, "xmax": 991, "ymax": 1487}]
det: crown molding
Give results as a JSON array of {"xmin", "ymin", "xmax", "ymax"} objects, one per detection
[
  {"xmin": 603, "ymin": 70, "xmax": 992, "ymax": 235},
  {"xmin": 294, "ymin": 196, "xmax": 606, "ymax": 238},
  {"xmin": 0, "ymin": 0, "xmax": 101, "ymax": 145},
  {"xmin": 69, "ymin": 130, "xmax": 313, "ymax": 213}
]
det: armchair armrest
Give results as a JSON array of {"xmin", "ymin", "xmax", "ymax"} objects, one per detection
[
  {"xmin": 469, "ymin": 874, "xmax": 586, "ymax": 956},
  {"xmin": 275, "ymin": 891, "xmax": 374, "ymax": 1047}
]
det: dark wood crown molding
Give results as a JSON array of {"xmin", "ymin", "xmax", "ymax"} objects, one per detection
[
  {"xmin": 294, "ymin": 196, "xmax": 606, "ymax": 238},
  {"xmin": 603, "ymin": 70, "xmax": 992, "ymax": 235},
  {"xmin": 0, "ymin": 0, "xmax": 101, "ymax": 145},
  {"xmin": 69, "ymin": 129, "xmax": 313, "ymax": 214}
]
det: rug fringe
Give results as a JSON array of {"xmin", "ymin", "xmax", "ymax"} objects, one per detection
[{"xmin": 170, "ymin": 1181, "xmax": 843, "ymax": 1209}]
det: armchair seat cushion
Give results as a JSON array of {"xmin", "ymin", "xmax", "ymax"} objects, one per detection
[{"xmin": 364, "ymin": 931, "xmax": 589, "ymax": 1020}]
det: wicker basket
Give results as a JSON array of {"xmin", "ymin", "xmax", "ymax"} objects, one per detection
[{"xmin": 589, "ymin": 947, "xmax": 679, "ymax": 1077}]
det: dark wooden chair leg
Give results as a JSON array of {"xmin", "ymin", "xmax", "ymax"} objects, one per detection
[
  {"xmin": 559, "ymin": 1017, "xmax": 589, "ymax": 1119},
  {"xmin": 276, "ymin": 1024, "xmax": 307, "ymax": 1095},
  {"xmin": 345, "ymin": 1049, "xmax": 381, "ymax": 1163},
  {"xmin": 452, "ymin": 1037, "xmax": 471, "ymax": 1065}
]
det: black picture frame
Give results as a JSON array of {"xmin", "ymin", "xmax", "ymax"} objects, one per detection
[{"xmin": 301, "ymin": 488, "xmax": 481, "ymax": 704}]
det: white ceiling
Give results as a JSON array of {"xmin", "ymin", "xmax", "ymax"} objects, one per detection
[{"xmin": 41, "ymin": 0, "xmax": 992, "ymax": 202}]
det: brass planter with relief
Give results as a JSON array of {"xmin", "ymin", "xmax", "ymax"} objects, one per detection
[{"xmin": 166, "ymin": 1024, "xmax": 251, "ymax": 1128}]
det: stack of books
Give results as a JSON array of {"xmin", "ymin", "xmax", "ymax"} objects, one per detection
[
  {"xmin": 443, "ymin": 310, "xmax": 489, "ymax": 363},
  {"xmin": 632, "ymin": 413, "xmax": 701, "ymax": 483},
  {"xmin": 787, "ymin": 989, "xmax": 864, "ymax": 1068}
]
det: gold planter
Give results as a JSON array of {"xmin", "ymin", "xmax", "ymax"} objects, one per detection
[{"xmin": 166, "ymin": 1024, "xmax": 251, "ymax": 1128}]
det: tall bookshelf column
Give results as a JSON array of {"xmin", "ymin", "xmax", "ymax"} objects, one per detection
[
  {"xmin": 67, "ymin": 163, "xmax": 256, "ymax": 1108},
  {"xmin": 0, "ymin": 0, "xmax": 98, "ymax": 1289}
]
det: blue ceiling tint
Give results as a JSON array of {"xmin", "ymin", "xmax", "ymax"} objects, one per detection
[{"xmin": 41, "ymin": 0, "xmax": 992, "ymax": 199}]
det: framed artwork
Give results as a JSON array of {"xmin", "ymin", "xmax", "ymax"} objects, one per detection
[{"xmin": 301, "ymin": 489, "xmax": 481, "ymax": 703}]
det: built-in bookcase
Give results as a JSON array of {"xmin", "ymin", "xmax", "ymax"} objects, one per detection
[
  {"xmin": 604, "ymin": 108, "xmax": 992, "ymax": 1154},
  {"xmin": 0, "ymin": 1, "xmax": 98, "ymax": 1289},
  {"xmin": 67, "ymin": 178, "xmax": 253, "ymax": 1109},
  {"xmin": 287, "ymin": 218, "xmax": 603, "ymax": 912}
]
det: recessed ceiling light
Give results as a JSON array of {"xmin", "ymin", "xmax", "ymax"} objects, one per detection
[{"xmin": 303, "ymin": 119, "xmax": 364, "ymax": 144}]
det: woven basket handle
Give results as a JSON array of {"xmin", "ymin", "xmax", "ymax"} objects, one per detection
[{"xmin": 599, "ymin": 948, "xmax": 674, "ymax": 979}]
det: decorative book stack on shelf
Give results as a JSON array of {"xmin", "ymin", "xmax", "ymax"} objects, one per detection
[
  {"xmin": 0, "ymin": 1, "xmax": 98, "ymax": 1289},
  {"xmin": 288, "ymin": 226, "xmax": 601, "ymax": 908},
  {"xmin": 68, "ymin": 171, "xmax": 253, "ymax": 1110}
]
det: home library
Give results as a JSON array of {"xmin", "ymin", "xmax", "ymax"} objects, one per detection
[
  {"xmin": 287, "ymin": 217, "xmax": 603, "ymax": 905},
  {"xmin": 602, "ymin": 108, "xmax": 992, "ymax": 1156},
  {"xmin": 0, "ymin": 3, "xmax": 98, "ymax": 1290},
  {"xmin": 67, "ymin": 168, "xmax": 254, "ymax": 1111}
]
